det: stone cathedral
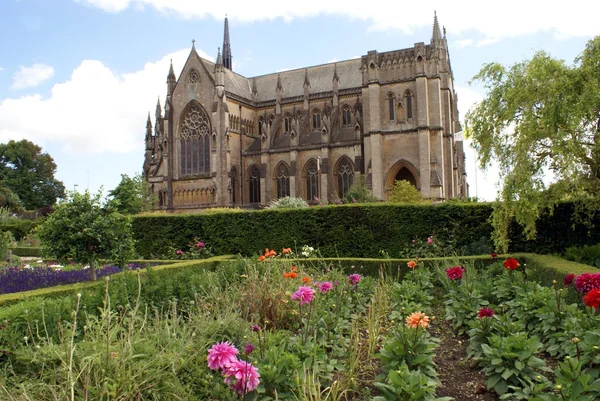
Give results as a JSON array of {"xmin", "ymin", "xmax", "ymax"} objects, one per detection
[{"xmin": 143, "ymin": 13, "xmax": 468, "ymax": 211}]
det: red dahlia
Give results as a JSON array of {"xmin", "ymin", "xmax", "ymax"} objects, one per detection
[
  {"xmin": 503, "ymin": 258, "xmax": 519, "ymax": 270},
  {"xmin": 445, "ymin": 266, "xmax": 465, "ymax": 280},
  {"xmin": 563, "ymin": 273, "xmax": 575, "ymax": 287},
  {"xmin": 478, "ymin": 307, "xmax": 495, "ymax": 318},
  {"xmin": 583, "ymin": 288, "xmax": 600, "ymax": 309}
]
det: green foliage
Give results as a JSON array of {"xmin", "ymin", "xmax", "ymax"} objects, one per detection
[
  {"xmin": 266, "ymin": 196, "xmax": 309, "ymax": 209},
  {"xmin": 8, "ymin": 246, "xmax": 42, "ymax": 257},
  {"xmin": 37, "ymin": 191, "xmax": 135, "ymax": 280},
  {"xmin": 0, "ymin": 185, "xmax": 23, "ymax": 211},
  {"xmin": 0, "ymin": 139, "xmax": 66, "ymax": 209},
  {"xmin": 343, "ymin": 175, "xmax": 378, "ymax": 204},
  {"xmin": 373, "ymin": 362, "xmax": 452, "ymax": 401},
  {"xmin": 532, "ymin": 357, "xmax": 600, "ymax": 401},
  {"xmin": 564, "ymin": 243, "xmax": 600, "ymax": 268},
  {"xmin": 388, "ymin": 180, "xmax": 427, "ymax": 204},
  {"xmin": 0, "ymin": 217, "xmax": 39, "ymax": 241},
  {"xmin": 131, "ymin": 202, "xmax": 600, "ymax": 259},
  {"xmin": 466, "ymin": 37, "xmax": 600, "ymax": 252},
  {"xmin": 480, "ymin": 333, "xmax": 551, "ymax": 396},
  {"xmin": 108, "ymin": 173, "xmax": 153, "ymax": 215},
  {"xmin": 0, "ymin": 231, "xmax": 12, "ymax": 260}
]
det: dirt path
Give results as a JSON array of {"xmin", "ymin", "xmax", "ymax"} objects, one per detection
[{"xmin": 431, "ymin": 306, "xmax": 499, "ymax": 401}]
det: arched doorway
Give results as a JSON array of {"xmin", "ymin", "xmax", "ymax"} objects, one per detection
[
  {"xmin": 385, "ymin": 160, "xmax": 420, "ymax": 199},
  {"xmin": 394, "ymin": 167, "xmax": 417, "ymax": 187}
]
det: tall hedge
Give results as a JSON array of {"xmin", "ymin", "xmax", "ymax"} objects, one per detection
[{"xmin": 131, "ymin": 202, "xmax": 600, "ymax": 259}]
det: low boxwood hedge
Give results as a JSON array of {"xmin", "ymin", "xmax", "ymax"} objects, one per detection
[{"xmin": 8, "ymin": 247, "xmax": 42, "ymax": 257}]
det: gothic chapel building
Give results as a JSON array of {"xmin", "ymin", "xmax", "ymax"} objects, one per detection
[{"xmin": 143, "ymin": 13, "xmax": 468, "ymax": 211}]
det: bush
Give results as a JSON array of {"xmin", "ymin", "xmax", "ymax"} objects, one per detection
[
  {"xmin": 0, "ymin": 218, "xmax": 41, "ymax": 241},
  {"xmin": 388, "ymin": 180, "xmax": 428, "ymax": 204},
  {"xmin": 564, "ymin": 243, "xmax": 600, "ymax": 268},
  {"xmin": 267, "ymin": 196, "xmax": 309, "ymax": 209},
  {"xmin": 7, "ymin": 246, "xmax": 41, "ymax": 257}
]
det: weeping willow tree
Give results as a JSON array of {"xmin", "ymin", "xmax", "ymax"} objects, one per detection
[{"xmin": 466, "ymin": 36, "xmax": 600, "ymax": 252}]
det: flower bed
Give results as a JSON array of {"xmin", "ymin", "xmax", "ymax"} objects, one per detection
[
  {"xmin": 0, "ymin": 251, "xmax": 599, "ymax": 400},
  {"xmin": 0, "ymin": 263, "xmax": 146, "ymax": 295}
]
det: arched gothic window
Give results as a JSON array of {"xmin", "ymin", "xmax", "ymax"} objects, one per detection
[
  {"xmin": 342, "ymin": 106, "xmax": 352, "ymax": 126},
  {"xmin": 258, "ymin": 116, "xmax": 263, "ymax": 137},
  {"xmin": 276, "ymin": 163, "xmax": 290, "ymax": 199},
  {"xmin": 284, "ymin": 115, "xmax": 291, "ymax": 133},
  {"xmin": 388, "ymin": 93, "xmax": 395, "ymax": 121},
  {"xmin": 305, "ymin": 159, "xmax": 319, "ymax": 202},
  {"xmin": 405, "ymin": 90, "xmax": 413, "ymax": 120},
  {"xmin": 249, "ymin": 165, "xmax": 261, "ymax": 204},
  {"xmin": 312, "ymin": 110, "xmax": 321, "ymax": 130},
  {"xmin": 180, "ymin": 103, "xmax": 210, "ymax": 176},
  {"xmin": 336, "ymin": 157, "xmax": 354, "ymax": 199}
]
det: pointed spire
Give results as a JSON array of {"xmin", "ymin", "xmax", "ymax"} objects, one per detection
[
  {"xmin": 167, "ymin": 59, "xmax": 176, "ymax": 82},
  {"xmin": 146, "ymin": 112, "xmax": 152, "ymax": 136},
  {"xmin": 332, "ymin": 63, "xmax": 339, "ymax": 83},
  {"xmin": 251, "ymin": 77, "xmax": 258, "ymax": 97},
  {"xmin": 303, "ymin": 69, "xmax": 310, "ymax": 88},
  {"xmin": 216, "ymin": 47, "xmax": 223, "ymax": 65},
  {"xmin": 222, "ymin": 16, "xmax": 232, "ymax": 70},
  {"xmin": 155, "ymin": 97, "xmax": 162, "ymax": 119},
  {"xmin": 431, "ymin": 11, "xmax": 442, "ymax": 42},
  {"xmin": 276, "ymin": 74, "xmax": 283, "ymax": 91}
]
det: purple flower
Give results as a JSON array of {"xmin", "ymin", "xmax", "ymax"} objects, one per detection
[
  {"xmin": 348, "ymin": 274, "xmax": 361, "ymax": 286},
  {"xmin": 251, "ymin": 325, "xmax": 261, "ymax": 332},
  {"xmin": 244, "ymin": 343, "xmax": 255, "ymax": 354},
  {"xmin": 319, "ymin": 281, "xmax": 333, "ymax": 293},
  {"xmin": 291, "ymin": 286, "xmax": 315, "ymax": 305}
]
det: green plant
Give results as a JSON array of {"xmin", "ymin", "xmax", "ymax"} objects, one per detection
[
  {"xmin": 373, "ymin": 362, "xmax": 452, "ymax": 401},
  {"xmin": 343, "ymin": 175, "xmax": 378, "ymax": 204},
  {"xmin": 388, "ymin": 180, "xmax": 428, "ymax": 204},
  {"xmin": 0, "ymin": 231, "xmax": 13, "ymax": 261},
  {"xmin": 531, "ymin": 356, "xmax": 600, "ymax": 401},
  {"xmin": 564, "ymin": 243, "xmax": 600, "ymax": 268},
  {"xmin": 480, "ymin": 332, "xmax": 551, "ymax": 396},
  {"xmin": 37, "ymin": 190, "xmax": 135, "ymax": 280},
  {"xmin": 267, "ymin": 196, "xmax": 309, "ymax": 209}
]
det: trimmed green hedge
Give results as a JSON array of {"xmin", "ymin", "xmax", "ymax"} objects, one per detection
[
  {"xmin": 8, "ymin": 246, "xmax": 42, "ymax": 257},
  {"xmin": 131, "ymin": 202, "xmax": 600, "ymax": 258},
  {"xmin": 515, "ymin": 253, "xmax": 599, "ymax": 288},
  {"xmin": 0, "ymin": 219, "xmax": 41, "ymax": 241}
]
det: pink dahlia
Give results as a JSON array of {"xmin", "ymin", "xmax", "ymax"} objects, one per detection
[
  {"xmin": 197, "ymin": 241, "xmax": 205, "ymax": 248},
  {"xmin": 477, "ymin": 307, "xmax": 495, "ymax": 318},
  {"xmin": 563, "ymin": 273, "xmax": 576, "ymax": 287},
  {"xmin": 445, "ymin": 266, "xmax": 465, "ymax": 281},
  {"xmin": 291, "ymin": 286, "xmax": 315, "ymax": 305},
  {"xmin": 574, "ymin": 273, "xmax": 600, "ymax": 294},
  {"xmin": 348, "ymin": 274, "xmax": 362, "ymax": 286},
  {"xmin": 223, "ymin": 359, "xmax": 261, "ymax": 395},
  {"xmin": 319, "ymin": 281, "xmax": 333, "ymax": 293},
  {"xmin": 207, "ymin": 341, "xmax": 239, "ymax": 371},
  {"xmin": 176, "ymin": 249, "xmax": 183, "ymax": 255}
]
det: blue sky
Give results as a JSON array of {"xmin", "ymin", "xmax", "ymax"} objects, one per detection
[{"xmin": 0, "ymin": 0, "xmax": 598, "ymax": 201}]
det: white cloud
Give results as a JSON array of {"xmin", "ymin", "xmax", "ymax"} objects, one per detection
[
  {"xmin": 0, "ymin": 48, "xmax": 212, "ymax": 154},
  {"xmin": 11, "ymin": 64, "xmax": 55, "ymax": 89},
  {"xmin": 454, "ymin": 39, "xmax": 474, "ymax": 49},
  {"xmin": 75, "ymin": 0, "xmax": 600, "ymax": 42},
  {"xmin": 0, "ymin": 67, "xmax": 5, "ymax": 72}
]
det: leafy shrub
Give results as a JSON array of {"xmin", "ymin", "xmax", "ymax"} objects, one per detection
[
  {"xmin": 267, "ymin": 197, "xmax": 309, "ymax": 209},
  {"xmin": 388, "ymin": 180, "xmax": 429, "ymax": 204},
  {"xmin": 343, "ymin": 175, "xmax": 378, "ymax": 204},
  {"xmin": 0, "ymin": 231, "xmax": 13, "ymax": 260},
  {"xmin": 564, "ymin": 243, "xmax": 600, "ymax": 268}
]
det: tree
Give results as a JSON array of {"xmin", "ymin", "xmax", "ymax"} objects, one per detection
[
  {"xmin": 0, "ymin": 140, "xmax": 66, "ymax": 210},
  {"xmin": 388, "ymin": 180, "xmax": 427, "ymax": 204},
  {"xmin": 0, "ymin": 185, "xmax": 23, "ymax": 211},
  {"xmin": 465, "ymin": 36, "xmax": 600, "ymax": 251},
  {"xmin": 37, "ymin": 191, "xmax": 135, "ymax": 280},
  {"xmin": 108, "ymin": 174, "xmax": 153, "ymax": 215}
]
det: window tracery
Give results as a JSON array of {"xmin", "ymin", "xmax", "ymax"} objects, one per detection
[{"xmin": 180, "ymin": 103, "xmax": 210, "ymax": 176}]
